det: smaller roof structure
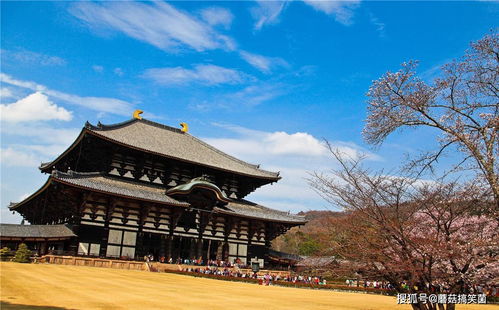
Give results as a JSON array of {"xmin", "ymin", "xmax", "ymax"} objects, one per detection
[
  {"xmin": 217, "ymin": 200, "xmax": 307, "ymax": 224},
  {"xmin": 295, "ymin": 256, "xmax": 337, "ymax": 268},
  {"xmin": 166, "ymin": 176, "xmax": 231, "ymax": 203},
  {"xmin": 0, "ymin": 224, "xmax": 76, "ymax": 240},
  {"xmin": 268, "ymin": 249, "xmax": 303, "ymax": 265}
]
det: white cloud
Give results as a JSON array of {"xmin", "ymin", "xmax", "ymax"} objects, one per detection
[
  {"xmin": 114, "ymin": 68, "xmax": 124, "ymax": 76},
  {"xmin": 189, "ymin": 82, "xmax": 286, "ymax": 111},
  {"xmin": 251, "ymin": 1, "xmax": 287, "ymax": 30},
  {"xmin": 201, "ymin": 7, "xmax": 233, "ymax": 29},
  {"xmin": 70, "ymin": 2, "xmax": 292, "ymax": 76},
  {"xmin": 0, "ymin": 92, "xmax": 72, "ymax": 123},
  {"xmin": 251, "ymin": 0, "xmax": 361, "ymax": 29},
  {"xmin": 0, "ymin": 123, "xmax": 80, "ymax": 170},
  {"xmin": 369, "ymin": 13, "xmax": 386, "ymax": 37},
  {"xmin": 92, "ymin": 65, "xmax": 104, "ymax": 73},
  {"xmin": 0, "ymin": 73, "xmax": 44, "ymax": 91},
  {"xmin": 225, "ymin": 83, "xmax": 284, "ymax": 106},
  {"xmin": 0, "ymin": 148, "xmax": 40, "ymax": 167},
  {"xmin": 239, "ymin": 51, "xmax": 289, "ymax": 73},
  {"xmin": 1, "ymin": 124, "xmax": 80, "ymax": 146},
  {"xmin": 0, "ymin": 73, "xmax": 133, "ymax": 116},
  {"xmin": 70, "ymin": 1, "xmax": 236, "ymax": 52},
  {"xmin": 201, "ymin": 124, "xmax": 380, "ymax": 212},
  {"xmin": 142, "ymin": 64, "xmax": 249, "ymax": 86},
  {"xmin": 1, "ymin": 87, "xmax": 15, "ymax": 100},
  {"xmin": 302, "ymin": 0, "xmax": 360, "ymax": 25},
  {"xmin": 1, "ymin": 49, "xmax": 66, "ymax": 66}
]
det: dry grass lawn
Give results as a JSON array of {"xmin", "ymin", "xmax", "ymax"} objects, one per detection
[{"xmin": 1, "ymin": 262, "xmax": 497, "ymax": 310}]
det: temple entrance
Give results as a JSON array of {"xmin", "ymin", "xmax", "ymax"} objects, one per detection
[
  {"xmin": 171, "ymin": 236, "xmax": 196, "ymax": 260},
  {"xmin": 203, "ymin": 239, "xmax": 221, "ymax": 261},
  {"xmin": 168, "ymin": 237, "xmax": 223, "ymax": 262},
  {"xmin": 140, "ymin": 232, "xmax": 161, "ymax": 260}
]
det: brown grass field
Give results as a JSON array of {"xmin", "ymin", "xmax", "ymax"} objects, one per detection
[{"xmin": 1, "ymin": 262, "xmax": 497, "ymax": 310}]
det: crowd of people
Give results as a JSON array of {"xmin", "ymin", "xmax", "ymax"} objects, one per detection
[
  {"xmin": 180, "ymin": 266, "xmax": 328, "ymax": 286},
  {"xmin": 345, "ymin": 279, "xmax": 498, "ymax": 296},
  {"xmin": 345, "ymin": 279, "xmax": 394, "ymax": 290},
  {"xmin": 182, "ymin": 266, "xmax": 257, "ymax": 278},
  {"xmin": 146, "ymin": 255, "xmax": 247, "ymax": 268},
  {"xmin": 146, "ymin": 254, "xmax": 498, "ymax": 296}
]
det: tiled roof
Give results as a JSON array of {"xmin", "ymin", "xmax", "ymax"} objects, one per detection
[
  {"xmin": 0, "ymin": 224, "xmax": 76, "ymax": 239},
  {"xmin": 268, "ymin": 249, "xmax": 303, "ymax": 261},
  {"xmin": 217, "ymin": 199, "xmax": 307, "ymax": 224},
  {"xmin": 295, "ymin": 256, "xmax": 337, "ymax": 267},
  {"xmin": 53, "ymin": 171, "xmax": 189, "ymax": 207},
  {"xmin": 85, "ymin": 119, "xmax": 280, "ymax": 180}
]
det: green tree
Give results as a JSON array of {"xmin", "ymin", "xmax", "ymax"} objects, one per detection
[
  {"xmin": 298, "ymin": 238, "xmax": 320, "ymax": 256},
  {"xmin": 13, "ymin": 243, "xmax": 32, "ymax": 263},
  {"xmin": 0, "ymin": 247, "xmax": 12, "ymax": 261}
]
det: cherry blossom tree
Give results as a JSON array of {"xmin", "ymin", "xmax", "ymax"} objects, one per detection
[
  {"xmin": 364, "ymin": 31, "xmax": 498, "ymax": 212},
  {"xmin": 309, "ymin": 148, "xmax": 498, "ymax": 310}
]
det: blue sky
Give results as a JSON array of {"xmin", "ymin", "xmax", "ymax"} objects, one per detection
[{"xmin": 1, "ymin": 1, "xmax": 498, "ymax": 223}]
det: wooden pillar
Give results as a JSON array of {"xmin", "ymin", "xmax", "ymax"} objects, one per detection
[
  {"xmin": 166, "ymin": 235, "xmax": 172, "ymax": 261},
  {"xmin": 188, "ymin": 238, "xmax": 196, "ymax": 259},
  {"xmin": 263, "ymin": 222, "xmax": 274, "ymax": 268},
  {"xmin": 206, "ymin": 239, "xmax": 212, "ymax": 261},
  {"xmin": 100, "ymin": 199, "xmax": 116, "ymax": 258},
  {"xmin": 222, "ymin": 241, "xmax": 229, "ymax": 261},
  {"xmin": 222, "ymin": 216, "xmax": 232, "ymax": 262},
  {"xmin": 196, "ymin": 211, "xmax": 209, "ymax": 261},
  {"xmin": 159, "ymin": 235, "xmax": 166, "ymax": 259},
  {"xmin": 70, "ymin": 193, "xmax": 88, "ymax": 256},
  {"xmin": 216, "ymin": 241, "xmax": 223, "ymax": 261},
  {"xmin": 196, "ymin": 238, "xmax": 203, "ymax": 259},
  {"xmin": 168, "ymin": 208, "xmax": 182, "ymax": 261},
  {"xmin": 41, "ymin": 239, "xmax": 48, "ymax": 255}
]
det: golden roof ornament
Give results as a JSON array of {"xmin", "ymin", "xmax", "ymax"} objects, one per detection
[
  {"xmin": 180, "ymin": 122, "xmax": 188, "ymax": 133},
  {"xmin": 133, "ymin": 109, "xmax": 143, "ymax": 120}
]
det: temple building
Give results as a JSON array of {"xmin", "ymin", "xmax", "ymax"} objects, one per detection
[{"xmin": 7, "ymin": 113, "xmax": 306, "ymax": 266}]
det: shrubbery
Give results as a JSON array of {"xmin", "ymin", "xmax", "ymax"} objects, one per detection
[
  {"xmin": 0, "ymin": 247, "xmax": 13, "ymax": 261},
  {"xmin": 13, "ymin": 243, "xmax": 32, "ymax": 263}
]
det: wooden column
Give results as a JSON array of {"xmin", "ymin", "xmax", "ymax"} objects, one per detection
[
  {"xmin": 166, "ymin": 235, "xmax": 173, "ymax": 261},
  {"xmin": 188, "ymin": 238, "xmax": 196, "ymax": 259},
  {"xmin": 263, "ymin": 222, "xmax": 275, "ymax": 267},
  {"xmin": 136, "ymin": 205, "xmax": 151, "ymax": 260},
  {"xmin": 159, "ymin": 235, "xmax": 166, "ymax": 259},
  {"xmin": 41, "ymin": 239, "xmax": 48, "ymax": 255},
  {"xmin": 222, "ymin": 242, "xmax": 229, "ymax": 261},
  {"xmin": 71, "ymin": 192, "xmax": 88, "ymax": 256},
  {"xmin": 196, "ymin": 211, "xmax": 209, "ymax": 260},
  {"xmin": 167, "ymin": 208, "xmax": 182, "ymax": 261},
  {"xmin": 222, "ymin": 217, "xmax": 233, "ymax": 261},
  {"xmin": 100, "ymin": 199, "xmax": 116, "ymax": 258}
]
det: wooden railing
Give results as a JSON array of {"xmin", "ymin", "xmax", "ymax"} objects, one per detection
[
  {"xmin": 41, "ymin": 255, "xmax": 146, "ymax": 271},
  {"xmin": 39, "ymin": 255, "xmax": 291, "ymax": 277}
]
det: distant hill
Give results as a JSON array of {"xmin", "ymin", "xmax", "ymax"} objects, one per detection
[{"xmin": 272, "ymin": 210, "xmax": 344, "ymax": 255}]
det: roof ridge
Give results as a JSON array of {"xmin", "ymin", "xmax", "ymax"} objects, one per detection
[
  {"xmin": 53, "ymin": 170, "xmax": 102, "ymax": 178},
  {"xmin": 54, "ymin": 170, "xmax": 169, "ymax": 190},
  {"xmin": 86, "ymin": 118, "xmax": 184, "ymax": 134},
  {"xmin": 236, "ymin": 199, "xmax": 306, "ymax": 219}
]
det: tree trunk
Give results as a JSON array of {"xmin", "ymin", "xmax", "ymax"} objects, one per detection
[
  {"xmin": 445, "ymin": 304, "xmax": 455, "ymax": 310},
  {"xmin": 411, "ymin": 303, "xmax": 433, "ymax": 310}
]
